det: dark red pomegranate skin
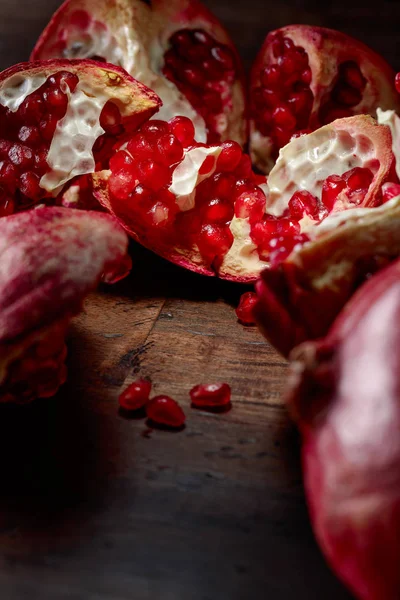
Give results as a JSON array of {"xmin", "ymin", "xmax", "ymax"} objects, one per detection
[{"xmin": 286, "ymin": 257, "xmax": 400, "ymax": 600}]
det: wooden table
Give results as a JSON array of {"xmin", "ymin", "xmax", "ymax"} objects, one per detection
[{"xmin": 1, "ymin": 1, "xmax": 398, "ymax": 597}]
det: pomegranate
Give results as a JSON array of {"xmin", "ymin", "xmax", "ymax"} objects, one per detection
[
  {"xmin": 250, "ymin": 25, "xmax": 400, "ymax": 173},
  {"xmin": 0, "ymin": 206, "xmax": 129, "ymax": 403},
  {"xmin": 190, "ymin": 383, "xmax": 231, "ymax": 409},
  {"xmin": 119, "ymin": 378, "xmax": 152, "ymax": 411},
  {"xmin": 31, "ymin": 0, "xmax": 247, "ymax": 146},
  {"xmin": 0, "ymin": 59, "xmax": 160, "ymax": 214},
  {"xmin": 286, "ymin": 257, "xmax": 400, "ymax": 600},
  {"xmin": 236, "ymin": 292, "xmax": 257, "ymax": 325},
  {"xmin": 146, "ymin": 395, "xmax": 186, "ymax": 428},
  {"xmin": 93, "ymin": 114, "xmax": 394, "ymax": 282}
]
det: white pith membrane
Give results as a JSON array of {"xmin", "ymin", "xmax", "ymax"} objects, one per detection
[{"xmin": 377, "ymin": 108, "xmax": 400, "ymax": 179}]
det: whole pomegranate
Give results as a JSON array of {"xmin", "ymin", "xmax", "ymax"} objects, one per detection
[
  {"xmin": 250, "ymin": 25, "xmax": 400, "ymax": 173},
  {"xmin": 0, "ymin": 59, "xmax": 160, "ymax": 215},
  {"xmin": 286, "ymin": 257, "xmax": 400, "ymax": 600},
  {"xmin": 0, "ymin": 206, "xmax": 129, "ymax": 403},
  {"xmin": 31, "ymin": 0, "xmax": 247, "ymax": 146},
  {"xmin": 93, "ymin": 114, "xmax": 394, "ymax": 282}
]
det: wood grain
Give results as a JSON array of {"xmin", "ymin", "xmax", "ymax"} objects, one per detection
[{"xmin": 0, "ymin": 0, "xmax": 387, "ymax": 597}]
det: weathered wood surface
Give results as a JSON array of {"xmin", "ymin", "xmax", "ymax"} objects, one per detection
[{"xmin": 1, "ymin": 0, "xmax": 394, "ymax": 597}]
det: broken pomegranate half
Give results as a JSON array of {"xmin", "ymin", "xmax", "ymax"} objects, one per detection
[
  {"xmin": 250, "ymin": 25, "xmax": 400, "ymax": 173},
  {"xmin": 0, "ymin": 59, "xmax": 160, "ymax": 215},
  {"xmin": 286, "ymin": 257, "xmax": 400, "ymax": 600},
  {"xmin": 31, "ymin": 0, "xmax": 247, "ymax": 146},
  {"xmin": 0, "ymin": 206, "xmax": 129, "ymax": 403},
  {"xmin": 93, "ymin": 114, "xmax": 394, "ymax": 282}
]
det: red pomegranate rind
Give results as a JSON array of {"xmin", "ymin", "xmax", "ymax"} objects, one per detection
[
  {"xmin": 0, "ymin": 206, "xmax": 129, "ymax": 402},
  {"xmin": 250, "ymin": 25, "xmax": 400, "ymax": 173},
  {"xmin": 254, "ymin": 196, "xmax": 400, "ymax": 357},
  {"xmin": 286, "ymin": 258, "xmax": 400, "ymax": 600},
  {"xmin": 0, "ymin": 59, "xmax": 160, "ymax": 214},
  {"xmin": 31, "ymin": 0, "xmax": 247, "ymax": 146}
]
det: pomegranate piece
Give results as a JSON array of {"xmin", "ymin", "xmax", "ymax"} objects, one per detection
[
  {"xmin": 285, "ymin": 257, "xmax": 400, "ymax": 600},
  {"xmin": 118, "ymin": 378, "xmax": 152, "ymax": 411},
  {"xmin": 92, "ymin": 114, "xmax": 393, "ymax": 283},
  {"xmin": 0, "ymin": 206, "xmax": 129, "ymax": 403},
  {"xmin": 236, "ymin": 292, "xmax": 257, "ymax": 325},
  {"xmin": 0, "ymin": 59, "xmax": 160, "ymax": 214},
  {"xmin": 146, "ymin": 395, "xmax": 186, "ymax": 428},
  {"xmin": 31, "ymin": 0, "xmax": 247, "ymax": 146},
  {"xmin": 250, "ymin": 25, "xmax": 400, "ymax": 173},
  {"xmin": 190, "ymin": 383, "xmax": 231, "ymax": 408}
]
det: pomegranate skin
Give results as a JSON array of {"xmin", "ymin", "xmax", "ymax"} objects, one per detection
[
  {"xmin": 0, "ymin": 206, "xmax": 130, "ymax": 403},
  {"xmin": 250, "ymin": 24, "xmax": 400, "ymax": 174},
  {"xmin": 286, "ymin": 257, "xmax": 400, "ymax": 600}
]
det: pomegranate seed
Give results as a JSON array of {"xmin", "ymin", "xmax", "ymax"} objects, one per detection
[
  {"xmin": 217, "ymin": 140, "xmax": 242, "ymax": 172},
  {"xmin": 282, "ymin": 37, "xmax": 295, "ymax": 53},
  {"xmin": 119, "ymin": 378, "xmax": 151, "ymax": 411},
  {"xmin": 288, "ymin": 89, "xmax": 313, "ymax": 117},
  {"xmin": 43, "ymin": 88, "xmax": 68, "ymax": 114},
  {"xmin": 269, "ymin": 234, "xmax": 309, "ymax": 267},
  {"xmin": 344, "ymin": 167, "xmax": 373, "ymax": 191},
  {"xmin": 203, "ymin": 91, "xmax": 223, "ymax": 113},
  {"xmin": 212, "ymin": 173, "xmax": 235, "ymax": 200},
  {"xmin": 273, "ymin": 105, "xmax": 296, "ymax": 131},
  {"xmin": 140, "ymin": 120, "xmax": 169, "ymax": 140},
  {"xmin": 110, "ymin": 150, "xmax": 134, "ymax": 173},
  {"xmin": 34, "ymin": 148, "xmax": 49, "ymax": 173},
  {"xmin": 192, "ymin": 30, "xmax": 213, "ymax": 47},
  {"xmin": 277, "ymin": 218, "xmax": 300, "ymax": 236},
  {"xmin": 272, "ymin": 35, "xmax": 284, "ymax": 58},
  {"xmin": 279, "ymin": 54, "xmax": 298, "ymax": 76},
  {"xmin": 396, "ymin": 73, "xmax": 400, "ymax": 95},
  {"xmin": 288, "ymin": 190, "xmax": 319, "ymax": 220},
  {"xmin": 211, "ymin": 46, "xmax": 235, "ymax": 71},
  {"xmin": 261, "ymin": 88, "xmax": 281, "ymax": 108},
  {"xmin": 197, "ymin": 223, "xmax": 234, "ymax": 264},
  {"xmin": 109, "ymin": 169, "xmax": 137, "ymax": 200},
  {"xmin": 0, "ymin": 140, "xmax": 11, "ymax": 159},
  {"xmin": 190, "ymin": 383, "xmax": 231, "ymax": 408},
  {"xmin": 0, "ymin": 161, "xmax": 18, "ymax": 189},
  {"xmin": 250, "ymin": 216, "xmax": 279, "ymax": 245},
  {"xmin": 0, "ymin": 194, "xmax": 15, "ymax": 216},
  {"xmin": 40, "ymin": 116, "xmax": 59, "ymax": 141},
  {"xmin": 272, "ymin": 126, "xmax": 292, "ymax": 148},
  {"xmin": 321, "ymin": 174, "xmax": 346, "ymax": 211},
  {"xmin": 8, "ymin": 144, "xmax": 33, "ymax": 170},
  {"xmin": 261, "ymin": 65, "xmax": 281, "ymax": 88},
  {"xmin": 292, "ymin": 47, "xmax": 309, "ymax": 71},
  {"xmin": 18, "ymin": 125, "xmax": 40, "ymax": 146},
  {"xmin": 146, "ymin": 395, "xmax": 186, "ymax": 428},
  {"xmin": 183, "ymin": 67, "xmax": 205, "ymax": 88},
  {"xmin": 126, "ymin": 133, "xmax": 154, "ymax": 160},
  {"xmin": 100, "ymin": 102, "xmax": 122, "ymax": 134},
  {"xmin": 301, "ymin": 68, "xmax": 312, "ymax": 85},
  {"xmin": 199, "ymin": 155, "xmax": 216, "ymax": 175},
  {"xmin": 19, "ymin": 172, "xmax": 43, "ymax": 201},
  {"xmin": 235, "ymin": 155, "xmax": 253, "ymax": 178},
  {"xmin": 129, "ymin": 184, "xmax": 153, "ymax": 210},
  {"xmin": 137, "ymin": 159, "xmax": 171, "ymax": 191},
  {"xmin": 20, "ymin": 94, "xmax": 44, "ymax": 122},
  {"xmin": 156, "ymin": 134, "xmax": 184, "ymax": 165},
  {"xmin": 168, "ymin": 116, "xmax": 195, "ymax": 147},
  {"xmin": 382, "ymin": 182, "xmax": 400, "ymax": 203},
  {"xmin": 235, "ymin": 188, "xmax": 266, "ymax": 223},
  {"xmin": 236, "ymin": 292, "xmax": 258, "ymax": 325},
  {"xmin": 341, "ymin": 62, "xmax": 366, "ymax": 90},
  {"xmin": 49, "ymin": 71, "xmax": 79, "ymax": 93},
  {"xmin": 203, "ymin": 198, "xmax": 233, "ymax": 223}
]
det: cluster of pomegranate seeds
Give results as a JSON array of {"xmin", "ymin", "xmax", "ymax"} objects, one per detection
[
  {"xmin": 321, "ymin": 167, "xmax": 373, "ymax": 210},
  {"xmin": 163, "ymin": 29, "xmax": 237, "ymax": 143},
  {"xmin": 320, "ymin": 61, "xmax": 367, "ymax": 124},
  {"xmin": 118, "ymin": 378, "xmax": 152, "ymax": 411},
  {"xmin": 146, "ymin": 395, "xmax": 186, "ymax": 428},
  {"xmin": 252, "ymin": 34, "xmax": 314, "ymax": 153},
  {"xmin": 190, "ymin": 383, "xmax": 231, "ymax": 409},
  {"xmin": 236, "ymin": 292, "xmax": 258, "ymax": 325}
]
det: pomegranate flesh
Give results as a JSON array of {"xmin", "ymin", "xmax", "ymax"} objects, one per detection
[
  {"xmin": 93, "ymin": 114, "xmax": 394, "ymax": 282},
  {"xmin": 31, "ymin": 0, "xmax": 247, "ymax": 146},
  {"xmin": 250, "ymin": 25, "xmax": 400, "ymax": 173},
  {"xmin": 286, "ymin": 257, "xmax": 400, "ymax": 600},
  {"xmin": 0, "ymin": 59, "xmax": 160, "ymax": 214},
  {"xmin": 0, "ymin": 206, "xmax": 129, "ymax": 403}
]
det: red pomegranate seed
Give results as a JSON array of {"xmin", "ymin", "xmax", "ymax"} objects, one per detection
[
  {"xmin": 43, "ymin": 88, "xmax": 68, "ymax": 114},
  {"xmin": 273, "ymin": 106, "xmax": 296, "ymax": 131},
  {"xmin": 109, "ymin": 169, "xmax": 137, "ymax": 200},
  {"xmin": 236, "ymin": 292, "xmax": 258, "ymax": 325},
  {"xmin": 136, "ymin": 159, "xmax": 171, "ymax": 191},
  {"xmin": 34, "ymin": 147, "xmax": 49, "ymax": 173},
  {"xmin": 272, "ymin": 35, "xmax": 284, "ymax": 58},
  {"xmin": 301, "ymin": 67, "xmax": 312, "ymax": 85},
  {"xmin": 100, "ymin": 101, "xmax": 122, "ymax": 134},
  {"xmin": 49, "ymin": 71, "xmax": 79, "ymax": 93},
  {"xmin": 321, "ymin": 174, "xmax": 346, "ymax": 211},
  {"xmin": 203, "ymin": 91, "xmax": 223, "ymax": 113},
  {"xmin": 277, "ymin": 218, "xmax": 301, "ymax": 236},
  {"xmin": 170, "ymin": 30, "xmax": 193, "ymax": 56},
  {"xmin": 126, "ymin": 133, "xmax": 154, "ymax": 160},
  {"xmin": 212, "ymin": 173, "xmax": 235, "ymax": 200},
  {"xmin": 119, "ymin": 378, "xmax": 152, "ymax": 411},
  {"xmin": 217, "ymin": 140, "xmax": 242, "ymax": 172},
  {"xmin": 146, "ymin": 395, "xmax": 186, "ymax": 428},
  {"xmin": 199, "ymin": 155, "xmax": 216, "ymax": 175},
  {"xmin": 8, "ymin": 144, "xmax": 33, "ymax": 170},
  {"xmin": 261, "ymin": 88, "xmax": 281, "ymax": 108},
  {"xmin": 19, "ymin": 172, "xmax": 43, "ymax": 200},
  {"xmin": 279, "ymin": 54, "xmax": 298, "ymax": 76},
  {"xmin": 0, "ymin": 140, "xmax": 11, "ymax": 159},
  {"xmin": 197, "ymin": 223, "xmax": 234, "ymax": 264},
  {"xmin": 156, "ymin": 134, "xmax": 184, "ymax": 165},
  {"xmin": 18, "ymin": 125, "xmax": 40, "ymax": 146},
  {"xmin": 382, "ymin": 182, "xmax": 400, "ymax": 203},
  {"xmin": 288, "ymin": 89, "xmax": 313, "ymax": 117},
  {"xmin": 261, "ymin": 65, "xmax": 281, "ymax": 88},
  {"xmin": 109, "ymin": 150, "xmax": 134, "ymax": 173},
  {"xmin": 40, "ymin": 116, "xmax": 59, "ymax": 141},
  {"xmin": 235, "ymin": 155, "xmax": 253, "ymax": 178},
  {"xmin": 183, "ymin": 67, "xmax": 205, "ymax": 88},
  {"xmin": 128, "ymin": 184, "xmax": 153, "ymax": 211},
  {"xmin": 283, "ymin": 37, "xmax": 295, "ymax": 53},
  {"xmin": 396, "ymin": 73, "xmax": 400, "ymax": 95},
  {"xmin": 288, "ymin": 190, "xmax": 319, "ymax": 220},
  {"xmin": 269, "ymin": 233, "xmax": 309, "ymax": 267},
  {"xmin": 20, "ymin": 94, "xmax": 44, "ymax": 122},
  {"xmin": 341, "ymin": 62, "xmax": 366, "ymax": 90},
  {"xmin": 140, "ymin": 120, "xmax": 169, "ymax": 140},
  {"xmin": 211, "ymin": 46, "xmax": 235, "ymax": 71},
  {"xmin": 272, "ymin": 126, "xmax": 292, "ymax": 148},
  {"xmin": 0, "ymin": 161, "xmax": 18, "ymax": 189},
  {"xmin": 203, "ymin": 198, "xmax": 234, "ymax": 223},
  {"xmin": 250, "ymin": 216, "xmax": 279, "ymax": 245},
  {"xmin": 192, "ymin": 29, "xmax": 214, "ymax": 47},
  {"xmin": 168, "ymin": 116, "xmax": 195, "ymax": 147},
  {"xmin": 0, "ymin": 195, "xmax": 15, "ymax": 216},
  {"xmin": 190, "ymin": 382, "xmax": 231, "ymax": 408},
  {"xmin": 235, "ymin": 188, "xmax": 266, "ymax": 223},
  {"xmin": 344, "ymin": 167, "xmax": 373, "ymax": 191}
]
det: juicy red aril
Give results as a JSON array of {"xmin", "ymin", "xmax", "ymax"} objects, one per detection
[
  {"xmin": 236, "ymin": 292, "xmax": 258, "ymax": 325},
  {"xmin": 396, "ymin": 73, "xmax": 400, "ymax": 95},
  {"xmin": 197, "ymin": 223, "xmax": 234, "ymax": 265},
  {"xmin": 49, "ymin": 71, "xmax": 79, "ymax": 93},
  {"xmin": 100, "ymin": 102, "xmax": 122, "ymax": 134},
  {"xmin": 0, "ymin": 161, "xmax": 17, "ymax": 190},
  {"xmin": 39, "ymin": 116, "xmax": 58, "ymax": 142},
  {"xmin": 217, "ymin": 140, "xmax": 242, "ymax": 171},
  {"xmin": 118, "ymin": 378, "xmax": 152, "ymax": 411},
  {"xmin": 289, "ymin": 190, "xmax": 319, "ymax": 220},
  {"xmin": 109, "ymin": 150, "xmax": 134, "ymax": 173},
  {"xmin": 382, "ymin": 182, "xmax": 400, "ymax": 202},
  {"xmin": 19, "ymin": 172, "xmax": 42, "ymax": 201},
  {"xmin": 126, "ymin": 134, "xmax": 154, "ymax": 160},
  {"xmin": 156, "ymin": 134, "xmax": 184, "ymax": 165},
  {"xmin": 129, "ymin": 184, "xmax": 153, "ymax": 211},
  {"xmin": 199, "ymin": 155, "xmax": 216, "ymax": 175},
  {"xmin": 203, "ymin": 198, "xmax": 234, "ymax": 223},
  {"xmin": 190, "ymin": 383, "xmax": 231, "ymax": 408},
  {"xmin": 8, "ymin": 144, "xmax": 33, "ymax": 170},
  {"xmin": 137, "ymin": 159, "xmax": 171, "ymax": 191},
  {"xmin": 109, "ymin": 169, "xmax": 137, "ymax": 201},
  {"xmin": 235, "ymin": 188, "xmax": 266, "ymax": 223},
  {"xmin": 146, "ymin": 395, "xmax": 186, "ymax": 428},
  {"xmin": 321, "ymin": 174, "xmax": 346, "ymax": 211},
  {"xmin": 0, "ymin": 195, "xmax": 14, "ymax": 217},
  {"xmin": 273, "ymin": 106, "xmax": 296, "ymax": 131},
  {"xmin": 18, "ymin": 126, "xmax": 40, "ymax": 146},
  {"xmin": 250, "ymin": 217, "xmax": 279, "ymax": 245},
  {"xmin": 20, "ymin": 94, "xmax": 44, "ymax": 122},
  {"xmin": 269, "ymin": 233, "xmax": 309, "ymax": 267},
  {"xmin": 43, "ymin": 87, "xmax": 68, "ymax": 114},
  {"xmin": 168, "ymin": 116, "xmax": 195, "ymax": 147},
  {"xmin": 277, "ymin": 218, "xmax": 300, "ymax": 236},
  {"xmin": 140, "ymin": 120, "xmax": 169, "ymax": 140},
  {"xmin": 345, "ymin": 167, "xmax": 373, "ymax": 191},
  {"xmin": 261, "ymin": 66, "xmax": 281, "ymax": 88}
]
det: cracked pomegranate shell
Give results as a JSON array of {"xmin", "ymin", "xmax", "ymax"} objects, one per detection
[
  {"xmin": 93, "ymin": 114, "xmax": 394, "ymax": 282},
  {"xmin": 31, "ymin": 0, "xmax": 247, "ymax": 146},
  {"xmin": 250, "ymin": 25, "xmax": 400, "ymax": 173},
  {"xmin": 286, "ymin": 257, "xmax": 400, "ymax": 600},
  {"xmin": 0, "ymin": 59, "xmax": 160, "ymax": 215},
  {"xmin": 0, "ymin": 206, "xmax": 130, "ymax": 403}
]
